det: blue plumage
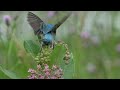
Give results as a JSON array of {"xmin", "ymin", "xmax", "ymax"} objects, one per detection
[
  {"xmin": 43, "ymin": 33, "xmax": 54, "ymax": 45},
  {"xmin": 27, "ymin": 12, "xmax": 71, "ymax": 48},
  {"xmin": 42, "ymin": 24, "xmax": 54, "ymax": 34}
]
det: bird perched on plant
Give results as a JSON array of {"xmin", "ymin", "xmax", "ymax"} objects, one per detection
[{"xmin": 27, "ymin": 11, "xmax": 72, "ymax": 48}]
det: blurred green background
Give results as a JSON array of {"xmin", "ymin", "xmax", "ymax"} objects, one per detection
[{"xmin": 0, "ymin": 11, "xmax": 120, "ymax": 79}]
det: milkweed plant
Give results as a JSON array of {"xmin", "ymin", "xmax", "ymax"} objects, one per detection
[{"xmin": 24, "ymin": 11, "xmax": 73, "ymax": 79}]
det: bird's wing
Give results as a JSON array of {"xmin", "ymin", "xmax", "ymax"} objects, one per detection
[
  {"xmin": 27, "ymin": 12, "xmax": 45, "ymax": 35},
  {"xmin": 51, "ymin": 12, "xmax": 72, "ymax": 33}
]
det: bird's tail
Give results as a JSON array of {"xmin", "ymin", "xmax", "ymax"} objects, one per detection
[{"xmin": 52, "ymin": 12, "xmax": 72, "ymax": 33}]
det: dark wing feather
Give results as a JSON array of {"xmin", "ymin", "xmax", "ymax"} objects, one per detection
[
  {"xmin": 51, "ymin": 12, "xmax": 72, "ymax": 33},
  {"xmin": 27, "ymin": 12, "xmax": 45, "ymax": 35}
]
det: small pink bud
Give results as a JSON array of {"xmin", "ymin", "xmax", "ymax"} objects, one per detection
[
  {"xmin": 52, "ymin": 65, "xmax": 57, "ymax": 69},
  {"xmin": 48, "ymin": 11, "xmax": 55, "ymax": 18},
  {"xmin": 28, "ymin": 74, "xmax": 37, "ymax": 79},
  {"xmin": 51, "ymin": 76, "xmax": 57, "ymax": 79},
  {"xmin": 80, "ymin": 31, "xmax": 90, "ymax": 39},
  {"xmin": 44, "ymin": 64, "xmax": 49, "ymax": 69},
  {"xmin": 3, "ymin": 15, "xmax": 12, "ymax": 26},
  {"xmin": 39, "ymin": 75, "xmax": 44, "ymax": 79},
  {"xmin": 28, "ymin": 69, "xmax": 36, "ymax": 74},
  {"xmin": 45, "ymin": 71, "xmax": 50, "ymax": 76},
  {"xmin": 37, "ymin": 64, "xmax": 41, "ymax": 70}
]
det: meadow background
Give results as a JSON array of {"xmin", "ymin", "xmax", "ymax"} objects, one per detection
[{"xmin": 0, "ymin": 11, "xmax": 120, "ymax": 79}]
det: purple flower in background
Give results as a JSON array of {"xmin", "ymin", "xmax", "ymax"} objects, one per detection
[
  {"xmin": 80, "ymin": 31, "xmax": 90, "ymax": 40},
  {"xmin": 80, "ymin": 31, "xmax": 91, "ymax": 48},
  {"xmin": 3, "ymin": 15, "xmax": 12, "ymax": 27},
  {"xmin": 116, "ymin": 44, "xmax": 120, "ymax": 53},
  {"xmin": 47, "ymin": 11, "xmax": 55, "ymax": 18}
]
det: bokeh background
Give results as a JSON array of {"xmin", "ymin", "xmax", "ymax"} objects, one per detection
[{"xmin": 0, "ymin": 11, "xmax": 120, "ymax": 79}]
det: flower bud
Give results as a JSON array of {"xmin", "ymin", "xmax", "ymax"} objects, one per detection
[{"xmin": 3, "ymin": 15, "xmax": 12, "ymax": 27}]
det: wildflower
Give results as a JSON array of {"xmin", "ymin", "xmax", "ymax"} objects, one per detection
[
  {"xmin": 59, "ymin": 68, "xmax": 63, "ymax": 73},
  {"xmin": 54, "ymin": 69, "xmax": 63, "ymax": 78},
  {"xmin": 35, "ymin": 47, "xmax": 52, "ymax": 65},
  {"xmin": 80, "ymin": 31, "xmax": 91, "ymax": 48},
  {"xmin": 80, "ymin": 31, "xmax": 90, "ymax": 40},
  {"xmin": 51, "ymin": 76, "xmax": 57, "ymax": 79},
  {"xmin": 3, "ymin": 15, "xmax": 12, "ymax": 27},
  {"xmin": 43, "ymin": 64, "xmax": 51, "ymax": 72},
  {"xmin": 63, "ymin": 50, "xmax": 71, "ymax": 64},
  {"xmin": 28, "ymin": 64, "xmax": 63, "ymax": 79},
  {"xmin": 37, "ymin": 64, "xmax": 41, "ymax": 71},
  {"xmin": 28, "ymin": 74, "xmax": 37, "ymax": 79},
  {"xmin": 47, "ymin": 11, "xmax": 55, "ymax": 18},
  {"xmin": 56, "ymin": 41, "xmax": 72, "ymax": 65},
  {"xmin": 38, "ymin": 74, "xmax": 44, "ymax": 79},
  {"xmin": 28, "ymin": 68, "xmax": 37, "ymax": 74},
  {"xmin": 45, "ymin": 71, "xmax": 50, "ymax": 76},
  {"xmin": 44, "ymin": 64, "xmax": 49, "ymax": 69},
  {"xmin": 52, "ymin": 65, "xmax": 58, "ymax": 70},
  {"xmin": 28, "ymin": 68, "xmax": 33, "ymax": 73}
]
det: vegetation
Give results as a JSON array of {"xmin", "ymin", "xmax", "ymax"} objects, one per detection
[{"xmin": 0, "ymin": 11, "xmax": 120, "ymax": 79}]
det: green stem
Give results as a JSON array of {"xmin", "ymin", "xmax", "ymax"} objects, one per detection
[{"xmin": 7, "ymin": 21, "xmax": 16, "ymax": 69}]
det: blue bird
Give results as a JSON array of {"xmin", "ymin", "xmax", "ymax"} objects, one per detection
[{"xmin": 27, "ymin": 12, "xmax": 71, "ymax": 48}]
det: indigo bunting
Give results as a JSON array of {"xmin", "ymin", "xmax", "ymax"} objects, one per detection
[{"xmin": 27, "ymin": 12, "xmax": 71, "ymax": 48}]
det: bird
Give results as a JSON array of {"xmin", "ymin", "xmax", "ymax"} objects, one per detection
[{"xmin": 27, "ymin": 11, "xmax": 72, "ymax": 49}]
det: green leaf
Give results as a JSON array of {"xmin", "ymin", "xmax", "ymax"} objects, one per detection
[
  {"xmin": 0, "ymin": 66, "xmax": 20, "ymax": 79},
  {"xmin": 62, "ymin": 53, "xmax": 74, "ymax": 79},
  {"xmin": 49, "ymin": 44, "xmax": 74, "ymax": 79},
  {"xmin": 24, "ymin": 40, "xmax": 40, "ymax": 57},
  {"xmin": 49, "ymin": 44, "xmax": 66, "ymax": 66}
]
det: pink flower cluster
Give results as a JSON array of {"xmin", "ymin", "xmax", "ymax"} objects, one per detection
[{"xmin": 28, "ymin": 64, "xmax": 63, "ymax": 79}]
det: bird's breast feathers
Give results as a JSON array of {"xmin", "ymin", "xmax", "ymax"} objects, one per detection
[{"xmin": 43, "ymin": 33, "xmax": 54, "ymax": 43}]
